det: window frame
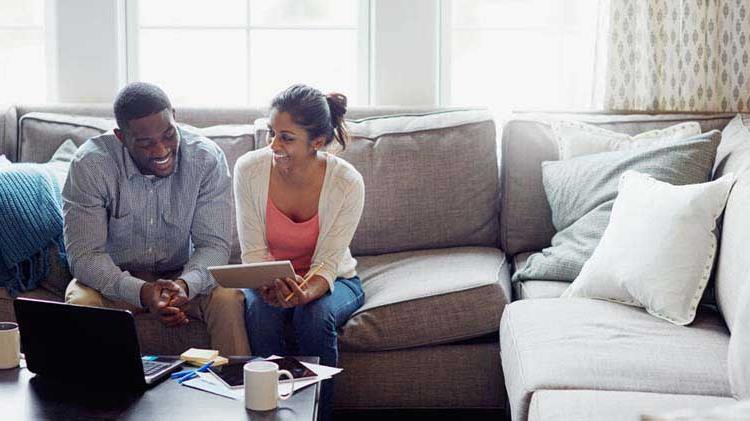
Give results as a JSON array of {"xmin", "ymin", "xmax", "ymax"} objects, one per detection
[{"xmin": 125, "ymin": 0, "xmax": 371, "ymax": 106}]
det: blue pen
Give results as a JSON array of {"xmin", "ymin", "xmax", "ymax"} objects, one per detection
[
  {"xmin": 177, "ymin": 371, "xmax": 198, "ymax": 384},
  {"xmin": 196, "ymin": 360, "xmax": 215, "ymax": 373},
  {"xmin": 175, "ymin": 360, "xmax": 215, "ymax": 383},
  {"xmin": 170, "ymin": 369, "xmax": 194, "ymax": 379}
]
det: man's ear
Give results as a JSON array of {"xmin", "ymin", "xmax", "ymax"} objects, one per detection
[
  {"xmin": 171, "ymin": 108, "xmax": 176, "ymax": 122},
  {"xmin": 114, "ymin": 128, "xmax": 126, "ymax": 144}
]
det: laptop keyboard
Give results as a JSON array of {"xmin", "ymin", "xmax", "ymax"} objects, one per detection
[{"xmin": 142, "ymin": 360, "xmax": 171, "ymax": 376}]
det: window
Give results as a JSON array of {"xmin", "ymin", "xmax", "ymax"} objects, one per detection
[
  {"xmin": 441, "ymin": 0, "xmax": 604, "ymax": 112},
  {"xmin": 0, "ymin": 0, "xmax": 50, "ymax": 103},
  {"xmin": 128, "ymin": 0, "xmax": 369, "ymax": 106}
]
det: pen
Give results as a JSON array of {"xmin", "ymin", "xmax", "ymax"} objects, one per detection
[
  {"xmin": 174, "ymin": 360, "xmax": 214, "ymax": 382},
  {"xmin": 177, "ymin": 371, "xmax": 198, "ymax": 384},
  {"xmin": 284, "ymin": 263, "xmax": 325, "ymax": 302},
  {"xmin": 170, "ymin": 369, "xmax": 194, "ymax": 379}
]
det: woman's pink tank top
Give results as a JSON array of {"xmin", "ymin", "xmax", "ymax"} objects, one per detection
[{"xmin": 266, "ymin": 197, "xmax": 320, "ymax": 277}]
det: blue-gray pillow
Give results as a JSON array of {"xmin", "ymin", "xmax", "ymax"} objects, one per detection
[{"xmin": 512, "ymin": 130, "xmax": 721, "ymax": 283}]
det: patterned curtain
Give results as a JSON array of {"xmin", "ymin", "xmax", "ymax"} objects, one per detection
[{"xmin": 604, "ymin": 0, "xmax": 750, "ymax": 112}]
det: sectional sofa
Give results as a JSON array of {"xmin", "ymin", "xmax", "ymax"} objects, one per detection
[{"xmin": 0, "ymin": 105, "xmax": 747, "ymax": 418}]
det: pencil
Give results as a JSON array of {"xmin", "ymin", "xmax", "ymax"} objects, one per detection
[{"xmin": 284, "ymin": 263, "xmax": 325, "ymax": 302}]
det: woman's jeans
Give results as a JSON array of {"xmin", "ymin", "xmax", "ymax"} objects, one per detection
[{"xmin": 243, "ymin": 276, "xmax": 365, "ymax": 420}]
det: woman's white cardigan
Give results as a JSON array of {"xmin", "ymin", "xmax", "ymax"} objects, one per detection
[{"xmin": 233, "ymin": 147, "xmax": 365, "ymax": 292}]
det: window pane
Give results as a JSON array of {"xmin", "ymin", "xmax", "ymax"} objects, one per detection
[
  {"xmin": 139, "ymin": 0, "xmax": 246, "ymax": 27},
  {"xmin": 448, "ymin": 0, "xmax": 601, "ymax": 110},
  {"xmin": 250, "ymin": 0, "xmax": 357, "ymax": 26},
  {"xmin": 249, "ymin": 29, "xmax": 359, "ymax": 106},
  {"xmin": 0, "ymin": 29, "xmax": 46, "ymax": 103},
  {"xmin": 0, "ymin": 0, "xmax": 44, "ymax": 27},
  {"xmin": 451, "ymin": 30, "xmax": 562, "ymax": 110},
  {"xmin": 138, "ymin": 29, "xmax": 247, "ymax": 105},
  {"xmin": 452, "ymin": 0, "xmax": 562, "ymax": 28}
]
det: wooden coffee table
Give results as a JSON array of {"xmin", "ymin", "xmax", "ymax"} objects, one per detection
[{"xmin": 0, "ymin": 356, "xmax": 319, "ymax": 420}]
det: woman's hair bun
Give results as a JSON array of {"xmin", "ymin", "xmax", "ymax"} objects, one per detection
[{"xmin": 326, "ymin": 92, "xmax": 347, "ymax": 120}]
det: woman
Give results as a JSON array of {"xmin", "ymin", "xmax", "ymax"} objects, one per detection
[{"xmin": 233, "ymin": 84, "xmax": 365, "ymax": 418}]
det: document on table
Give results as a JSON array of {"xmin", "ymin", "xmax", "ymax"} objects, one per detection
[{"xmin": 182, "ymin": 360, "xmax": 342, "ymax": 400}]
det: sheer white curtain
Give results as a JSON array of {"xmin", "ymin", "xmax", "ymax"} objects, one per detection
[{"xmin": 603, "ymin": 0, "xmax": 750, "ymax": 112}]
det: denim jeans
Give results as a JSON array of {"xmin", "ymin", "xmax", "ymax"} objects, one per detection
[{"xmin": 243, "ymin": 276, "xmax": 365, "ymax": 421}]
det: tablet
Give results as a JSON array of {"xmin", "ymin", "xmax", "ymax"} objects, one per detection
[
  {"xmin": 208, "ymin": 357, "xmax": 317, "ymax": 389},
  {"xmin": 207, "ymin": 261, "xmax": 296, "ymax": 289}
]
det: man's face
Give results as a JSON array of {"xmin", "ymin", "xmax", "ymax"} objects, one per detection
[{"xmin": 115, "ymin": 109, "xmax": 180, "ymax": 177}]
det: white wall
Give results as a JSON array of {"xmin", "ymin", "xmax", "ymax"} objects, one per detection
[
  {"xmin": 54, "ymin": 0, "xmax": 126, "ymax": 102},
  {"xmin": 51, "ymin": 0, "xmax": 437, "ymax": 106},
  {"xmin": 371, "ymin": 0, "xmax": 439, "ymax": 106}
]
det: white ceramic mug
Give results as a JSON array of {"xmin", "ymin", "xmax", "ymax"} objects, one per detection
[
  {"xmin": 244, "ymin": 360, "xmax": 295, "ymax": 411},
  {"xmin": 0, "ymin": 322, "xmax": 20, "ymax": 369}
]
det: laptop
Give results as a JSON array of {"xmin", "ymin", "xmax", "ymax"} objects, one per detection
[{"xmin": 13, "ymin": 298, "xmax": 183, "ymax": 390}]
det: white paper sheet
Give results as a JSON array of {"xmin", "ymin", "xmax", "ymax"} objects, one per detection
[
  {"xmin": 183, "ymin": 373, "xmax": 243, "ymax": 400},
  {"xmin": 182, "ymin": 367, "xmax": 332, "ymax": 399}
]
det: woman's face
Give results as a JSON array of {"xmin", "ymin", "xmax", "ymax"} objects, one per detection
[{"xmin": 267, "ymin": 109, "xmax": 321, "ymax": 172}]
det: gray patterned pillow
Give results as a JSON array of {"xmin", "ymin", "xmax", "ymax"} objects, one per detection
[{"xmin": 512, "ymin": 131, "xmax": 721, "ymax": 283}]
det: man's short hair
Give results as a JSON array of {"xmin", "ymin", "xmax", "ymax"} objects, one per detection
[{"xmin": 113, "ymin": 82, "xmax": 172, "ymax": 132}]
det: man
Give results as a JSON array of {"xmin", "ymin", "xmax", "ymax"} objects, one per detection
[{"xmin": 63, "ymin": 82, "xmax": 249, "ymax": 356}]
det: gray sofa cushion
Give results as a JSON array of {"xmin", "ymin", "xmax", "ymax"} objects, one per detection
[
  {"xmin": 528, "ymin": 390, "xmax": 735, "ymax": 421},
  {"xmin": 500, "ymin": 298, "xmax": 731, "ymax": 421},
  {"xmin": 19, "ymin": 112, "xmax": 114, "ymax": 163},
  {"xmin": 255, "ymin": 110, "xmax": 500, "ymax": 255},
  {"xmin": 257, "ymin": 109, "xmax": 498, "ymax": 256},
  {"xmin": 339, "ymin": 246, "xmax": 511, "ymax": 351},
  {"xmin": 512, "ymin": 132, "xmax": 721, "ymax": 283},
  {"xmin": 713, "ymin": 115, "xmax": 750, "ymax": 333},
  {"xmin": 342, "ymin": 110, "xmax": 500, "ymax": 255},
  {"xmin": 336, "ymin": 342, "xmax": 503, "ymax": 409},
  {"xmin": 499, "ymin": 113, "xmax": 736, "ymax": 256}
]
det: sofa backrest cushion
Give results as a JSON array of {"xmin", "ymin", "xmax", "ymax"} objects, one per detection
[
  {"xmin": 346, "ymin": 109, "xmax": 500, "ymax": 255},
  {"xmin": 19, "ymin": 113, "xmax": 115, "ymax": 163},
  {"xmin": 499, "ymin": 112, "xmax": 736, "ymax": 255},
  {"xmin": 255, "ymin": 109, "xmax": 500, "ymax": 255},
  {"xmin": 713, "ymin": 114, "xmax": 750, "ymax": 333}
]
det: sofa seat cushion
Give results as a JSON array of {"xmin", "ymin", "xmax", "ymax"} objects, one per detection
[
  {"xmin": 528, "ymin": 390, "xmax": 735, "ymax": 421},
  {"xmin": 514, "ymin": 280, "xmax": 569, "ymax": 300},
  {"xmin": 500, "ymin": 298, "xmax": 731, "ymax": 421},
  {"xmin": 339, "ymin": 247, "xmax": 511, "ymax": 351},
  {"xmin": 511, "ymin": 252, "xmax": 568, "ymax": 300}
]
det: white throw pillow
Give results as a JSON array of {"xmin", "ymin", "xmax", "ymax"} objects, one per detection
[
  {"xmin": 553, "ymin": 120, "xmax": 702, "ymax": 159},
  {"xmin": 0, "ymin": 154, "xmax": 10, "ymax": 167},
  {"xmin": 728, "ymin": 283, "xmax": 750, "ymax": 399},
  {"xmin": 563, "ymin": 170, "xmax": 736, "ymax": 325}
]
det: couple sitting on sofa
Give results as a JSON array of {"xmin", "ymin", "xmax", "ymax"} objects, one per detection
[{"xmin": 62, "ymin": 82, "xmax": 365, "ymax": 416}]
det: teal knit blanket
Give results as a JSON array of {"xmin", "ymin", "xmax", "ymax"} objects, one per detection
[{"xmin": 0, "ymin": 165, "xmax": 66, "ymax": 295}]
